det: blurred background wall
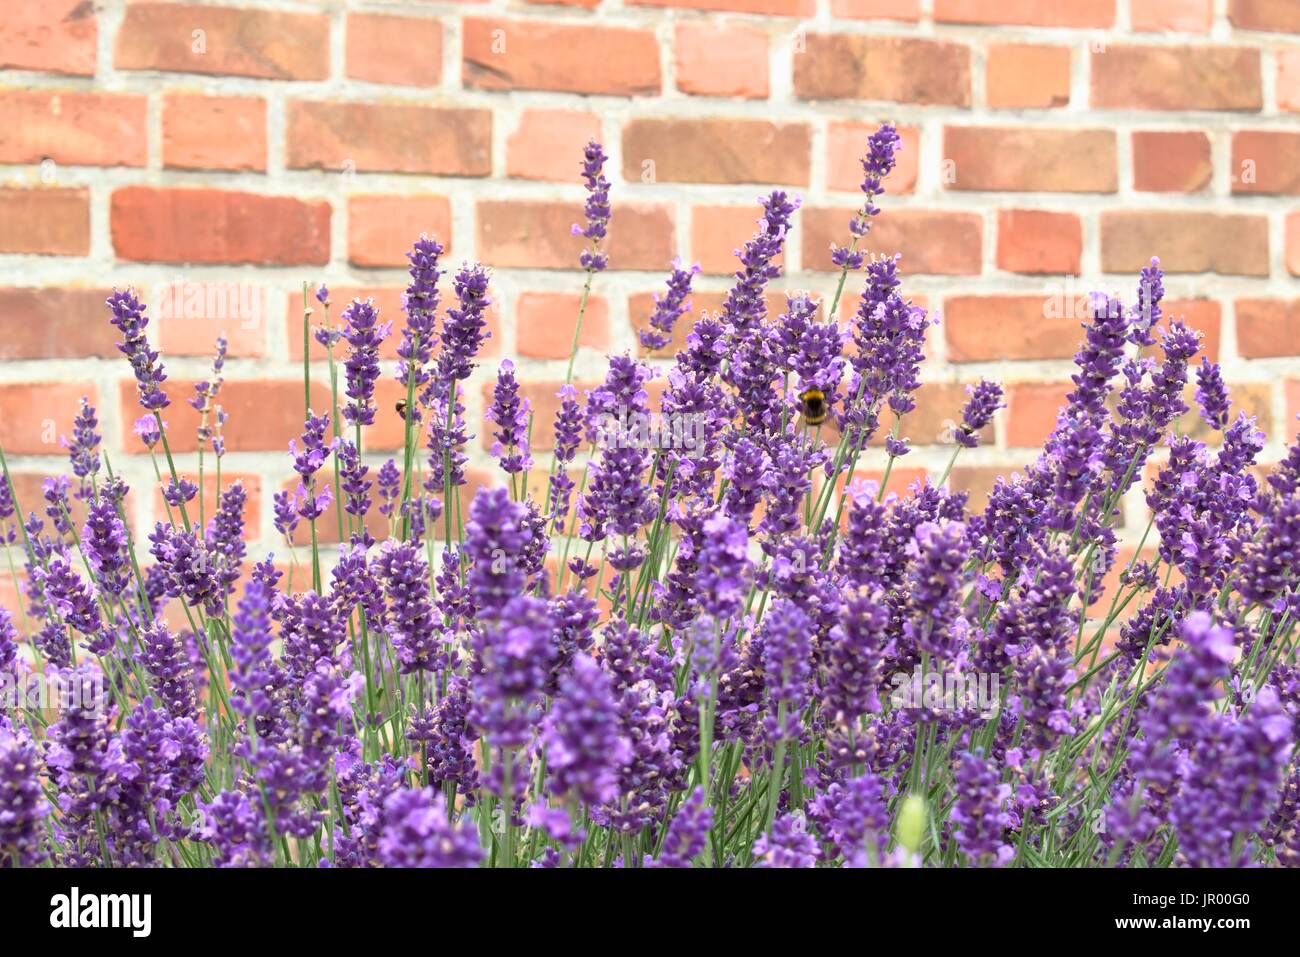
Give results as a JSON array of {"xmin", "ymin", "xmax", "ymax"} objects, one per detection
[{"xmin": 0, "ymin": 0, "xmax": 1298, "ymax": 607}]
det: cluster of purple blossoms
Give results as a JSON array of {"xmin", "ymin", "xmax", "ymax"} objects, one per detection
[
  {"xmin": 573, "ymin": 140, "xmax": 611, "ymax": 272},
  {"xmin": 108, "ymin": 288, "xmax": 169, "ymax": 411},
  {"xmin": 340, "ymin": 298, "xmax": 390, "ymax": 427}
]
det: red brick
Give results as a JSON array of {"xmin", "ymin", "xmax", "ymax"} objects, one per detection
[
  {"xmin": 803, "ymin": 207, "xmax": 981, "ymax": 275},
  {"xmin": 462, "ymin": 18, "xmax": 660, "ymax": 96},
  {"xmin": 826, "ymin": 122, "xmax": 918, "ymax": 194},
  {"xmin": 0, "ymin": 90, "xmax": 146, "ymax": 167},
  {"xmin": 162, "ymin": 94, "xmax": 265, "ymax": 172},
  {"xmin": 1101, "ymin": 211, "xmax": 1268, "ymax": 276},
  {"xmin": 877, "ymin": 381, "xmax": 994, "ymax": 449},
  {"xmin": 948, "ymin": 466, "xmax": 1008, "ymax": 508},
  {"xmin": 1231, "ymin": 131, "xmax": 1300, "ymax": 195},
  {"xmin": 1132, "ymin": 131, "xmax": 1212, "ymax": 192},
  {"xmin": 0, "ymin": 382, "xmax": 97, "ymax": 455},
  {"xmin": 516, "ymin": 293, "xmax": 611, "ymax": 359},
  {"xmin": 1280, "ymin": 49, "xmax": 1300, "ymax": 113},
  {"xmin": 623, "ymin": 118, "xmax": 810, "ymax": 186},
  {"xmin": 1091, "ymin": 46, "xmax": 1261, "ymax": 111},
  {"xmin": 111, "ymin": 187, "xmax": 330, "ymax": 265},
  {"xmin": 1229, "ymin": 0, "xmax": 1300, "ymax": 31},
  {"xmin": 0, "ymin": 288, "xmax": 117, "ymax": 359},
  {"xmin": 506, "ymin": 110, "xmax": 603, "ymax": 182},
  {"xmin": 286, "ymin": 101, "xmax": 491, "ymax": 177},
  {"xmin": 945, "ymin": 296, "xmax": 1080, "ymax": 362},
  {"xmin": 0, "ymin": 188, "xmax": 88, "ymax": 256},
  {"xmin": 944, "ymin": 127, "xmax": 1117, "ymax": 192},
  {"xmin": 1235, "ymin": 300, "xmax": 1300, "ymax": 358},
  {"xmin": 347, "ymin": 195, "xmax": 452, "ymax": 268},
  {"xmin": 478, "ymin": 200, "xmax": 674, "ymax": 271},
  {"xmin": 628, "ymin": 0, "xmax": 814, "ymax": 14},
  {"xmin": 936, "ymin": 0, "xmax": 1114, "ymax": 25},
  {"xmin": 692, "ymin": 205, "xmax": 787, "ymax": 275},
  {"xmin": 997, "ymin": 210, "xmax": 1082, "ymax": 275},
  {"xmin": 1290, "ymin": 212, "xmax": 1300, "ymax": 277},
  {"xmin": 155, "ymin": 281, "xmax": 269, "ymax": 358},
  {"xmin": 986, "ymin": 45, "xmax": 1071, "ymax": 109},
  {"xmin": 346, "ymin": 13, "xmax": 441, "ymax": 87},
  {"xmin": 115, "ymin": 2, "xmax": 329, "ymax": 80},
  {"xmin": 120, "ymin": 380, "xmax": 333, "ymax": 454},
  {"xmin": 152, "ymin": 473, "xmax": 261, "ymax": 540},
  {"xmin": 1131, "ymin": 0, "xmax": 1213, "ymax": 31},
  {"xmin": 830, "ymin": 0, "xmax": 920, "ymax": 19},
  {"xmin": 675, "ymin": 22, "xmax": 768, "ymax": 99},
  {"xmin": 794, "ymin": 35, "xmax": 971, "ymax": 106},
  {"xmin": 0, "ymin": 0, "xmax": 97, "ymax": 75},
  {"xmin": 1164, "ymin": 299, "xmax": 1222, "ymax": 363},
  {"xmin": 1006, "ymin": 382, "xmax": 1072, "ymax": 448}
]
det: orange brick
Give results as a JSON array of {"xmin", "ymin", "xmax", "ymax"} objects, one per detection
[
  {"xmin": 624, "ymin": 118, "xmax": 810, "ymax": 186},
  {"xmin": 0, "ymin": 188, "xmax": 88, "ymax": 256},
  {"xmin": 1235, "ymin": 300, "xmax": 1300, "ymax": 358},
  {"xmin": 477, "ymin": 200, "xmax": 674, "ymax": 271},
  {"xmin": 997, "ymin": 210, "xmax": 1082, "ymax": 275},
  {"xmin": 286, "ymin": 101, "xmax": 490, "ymax": 177},
  {"xmin": 794, "ymin": 35, "xmax": 971, "ymax": 106},
  {"xmin": 674, "ymin": 22, "xmax": 768, "ymax": 99},
  {"xmin": 1132, "ymin": 131, "xmax": 1212, "ymax": 192},
  {"xmin": 1006, "ymin": 382, "xmax": 1072, "ymax": 448},
  {"xmin": 162, "ymin": 94, "xmax": 266, "ymax": 172},
  {"xmin": 0, "ymin": 90, "xmax": 146, "ymax": 167},
  {"xmin": 1131, "ymin": 0, "xmax": 1212, "ymax": 31},
  {"xmin": 986, "ymin": 45, "xmax": 1071, "ymax": 109},
  {"xmin": 115, "ymin": 2, "xmax": 329, "ymax": 80},
  {"xmin": 462, "ymin": 18, "xmax": 660, "ymax": 96},
  {"xmin": 1232, "ymin": 131, "xmax": 1300, "ymax": 195},
  {"xmin": 1164, "ymin": 299, "xmax": 1221, "ymax": 363},
  {"xmin": 826, "ymin": 121, "xmax": 918, "ymax": 194},
  {"xmin": 1101, "ymin": 211, "xmax": 1268, "ymax": 276},
  {"xmin": 152, "ymin": 473, "xmax": 261, "ymax": 540},
  {"xmin": 155, "ymin": 281, "xmax": 269, "ymax": 358},
  {"xmin": 0, "ymin": 0, "xmax": 97, "ymax": 75},
  {"xmin": 507, "ymin": 110, "xmax": 603, "ymax": 183},
  {"xmin": 692, "ymin": 205, "xmax": 788, "ymax": 275},
  {"xmin": 0, "ymin": 382, "xmax": 98, "ymax": 455},
  {"xmin": 1091, "ymin": 46, "xmax": 1261, "ymax": 111},
  {"xmin": 1229, "ymin": 0, "xmax": 1300, "ymax": 31},
  {"xmin": 1290, "ymin": 212, "xmax": 1300, "ymax": 276},
  {"xmin": 346, "ymin": 13, "xmax": 441, "ymax": 87},
  {"xmin": 935, "ymin": 0, "xmax": 1114, "ymax": 26},
  {"xmin": 0, "ymin": 288, "xmax": 117, "ymax": 359},
  {"xmin": 111, "ymin": 187, "xmax": 330, "ymax": 265},
  {"xmin": 347, "ymin": 195, "xmax": 452, "ymax": 268},
  {"xmin": 1279, "ymin": 49, "xmax": 1300, "ymax": 113},
  {"xmin": 945, "ymin": 296, "xmax": 1080, "ymax": 362},
  {"xmin": 628, "ymin": 0, "xmax": 814, "ymax": 15},
  {"xmin": 944, "ymin": 127, "xmax": 1117, "ymax": 192},
  {"xmin": 830, "ymin": 0, "xmax": 920, "ymax": 19},
  {"xmin": 804, "ymin": 207, "xmax": 982, "ymax": 275},
  {"xmin": 515, "ymin": 293, "xmax": 611, "ymax": 359}
]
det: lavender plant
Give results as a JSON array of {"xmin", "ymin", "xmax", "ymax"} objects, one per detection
[{"xmin": 0, "ymin": 129, "xmax": 1297, "ymax": 870}]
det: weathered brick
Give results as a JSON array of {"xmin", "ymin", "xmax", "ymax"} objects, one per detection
[
  {"xmin": 986, "ymin": 45, "xmax": 1071, "ymax": 109},
  {"xmin": 1231, "ymin": 131, "xmax": 1300, "ymax": 195},
  {"xmin": 1006, "ymin": 382, "xmax": 1072, "ymax": 447},
  {"xmin": 623, "ymin": 118, "xmax": 810, "ymax": 186},
  {"xmin": 1279, "ymin": 49, "xmax": 1300, "ymax": 113},
  {"xmin": 515, "ymin": 292, "xmax": 611, "ymax": 359},
  {"xmin": 0, "ymin": 90, "xmax": 146, "ymax": 167},
  {"xmin": 1132, "ymin": 131, "xmax": 1212, "ymax": 192},
  {"xmin": 692, "ymin": 205, "xmax": 786, "ymax": 275},
  {"xmin": 794, "ymin": 35, "xmax": 971, "ymax": 107},
  {"xmin": 945, "ymin": 296, "xmax": 1080, "ymax": 362},
  {"xmin": 115, "ymin": 2, "xmax": 329, "ymax": 80},
  {"xmin": 0, "ymin": 0, "xmax": 97, "ymax": 75},
  {"xmin": 0, "ymin": 382, "xmax": 97, "ymax": 454},
  {"xmin": 1290, "ymin": 212, "xmax": 1300, "ymax": 276},
  {"xmin": 1235, "ymin": 300, "xmax": 1300, "ymax": 358},
  {"xmin": 478, "ymin": 200, "xmax": 674, "ymax": 271},
  {"xmin": 0, "ymin": 288, "xmax": 116, "ymax": 359},
  {"xmin": 996, "ymin": 210, "xmax": 1082, "ymax": 275},
  {"xmin": 1228, "ymin": 0, "xmax": 1300, "ymax": 32},
  {"xmin": 1101, "ymin": 211, "xmax": 1268, "ymax": 276},
  {"xmin": 111, "ymin": 187, "xmax": 330, "ymax": 265},
  {"xmin": 674, "ymin": 22, "xmax": 768, "ymax": 99},
  {"xmin": 935, "ymin": 0, "xmax": 1114, "ymax": 26},
  {"xmin": 1163, "ymin": 299, "xmax": 1222, "ymax": 363},
  {"xmin": 506, "ymin": 110, "xmax": 603, "ymax": 182},
  {"xmin": 346, "ymin": 13, "xmax": 442, "ymax": 87},
  {"xmin": 1131, "ymin": 0, "xmax": 1213, "ymax": 31},
  {"xmin": 162, "ymin": 94, "xmax": 266, "ymax": 172},
  {"xmin": 803, "ymin": 207, "xmax": 982, "ymax": 275},
  {"xmin": 155, "ymin": 280, "xmax": 269, "ymax": 358},
  {"xmin": 944, "ymin": 127, "xmax": 1117, "ymax": 192},
  {"xmin": 628, "ymin": 0, "xmax": 814, "ymax": 14},
  {"xmin": 1091, "ymin": 46, "xmax": 1261, "ymax": 111},
  {"xmin": 826, "ymin": 121, "xmax": 919, "ymax": 194},
  {"xmin": 463, "ymin": 18, "xmax": 660, "ymax": 96},
  {"xmin": 347, "ymin": 195, "xmax": 452, "ymax": 268},
  {"xmin": 0, "ymin": 188, "xmax": 88, "ymax": 256},
  {"xmin": 286, "ymin": 101, "xmax": 491, "ymax": 177},
  {"xmin": 152, "ymin": 473, "xmax": 261, "ymax": 540},
  {"xmin": 830, "ymin": 0, "xmax": 920, "ymax": 19}
]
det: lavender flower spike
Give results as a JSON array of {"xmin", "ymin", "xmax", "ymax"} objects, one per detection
[
  {"xmin": 573, "ymin": 141, "xmax": 611, "ymax": 272},
  {"xmin": 108, "ymin": 288, "xmax": 169, "ymax": 410}
]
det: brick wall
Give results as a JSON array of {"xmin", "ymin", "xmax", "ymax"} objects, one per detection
[{"xmin": 1, "ymin": 0, "xmax": 1298, "ymax": 582}]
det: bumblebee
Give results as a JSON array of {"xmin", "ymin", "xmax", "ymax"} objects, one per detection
[
  {"xmin": 799, "ymin": 388, "xmax": 828, "ymax": 426},
  {"xmin": 395, "ymin": 400, "xmax": 412, "ymax": 422}
]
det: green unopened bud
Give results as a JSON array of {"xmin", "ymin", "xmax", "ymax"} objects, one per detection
[{"xmin": 895, "ymin": 793, "xmax": 927, "ymax": 854}]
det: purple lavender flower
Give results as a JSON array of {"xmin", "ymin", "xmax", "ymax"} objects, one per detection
[
  {"xmin": 133, "ymin": 415, "xmax": 161, "ymax": 449},
  {"xmin": 1195, "ymin": 356, "xmax": 1230, "ymax": 431},
  {"xmin": 722, "ymin": 191, "xmax": 798, "ymax": 339},
  {"xmin": 272, "ymin": 489, "xmax": 299, "ymax": 544},
  {"xmin": 201, "ymin": 790, "xmax": 271, "ymax": 867},
  {"xmin": 141, "ymin": 621, "xmax": 198, "ymax": 719},
  {"xmin": 956, "ymin": 379, "xmax": 1004, "ymax": 449},
  {"xmin": 378, "ymin": 787, "xmax": 481, "ymax": 868},
  {"xmin": 573, "ymin": 141, "xmax": 611, "ymax": 272},
  {"xmin": 951, "ymin": 751, "xmax": 1014, "ymax": 865},
  {"xmin": 541, "ymin": 652, "xmax": 630, "ymax": 808},
  {"xmin": 108, "ymin": 288, "xmax": 169, "ymax": 411},
  {"xmin": 761, "ymin": 600, "xmax": 814, "ymax": 741},
  {"xmin": 340, "ymin": 298, "xmax": 391, "ymax": 427},
  {"xmin": 83, "ymin": 500, "xmax": 130, "ymax": 599},
  {"xmin": 695, "ymin": 513, "xmax": 752, "ymax": 622},
  {"xmin": 832, "ymin": 122, "xmax": 903, "ymax": 268},
  {"xmin": 650, "ymin": 787, "xmax": 713, "ymax": 868},
  {"xmin": 464, "ymin": 486, "xmax": 530, "ymax": 618},
  {"xmin": 62, "ymin": 396, "xmax": 100, "ymax": 498},
  {"xmin": 547, "ymin": 384, "xmax": 584, "ymax": 531},
  {"xmin": 638, "ymin": 258, "xmax": 699, "ymax": 352},
  {"xmin": 753, "ymin": 813, "xmax": 819, "ymax": 868},
  {"xmin": 437, "ymin": 264, "xmax": 492, "ymax": 387},
  {"xmin": 397, "ymin": 235, "xmax": 443, "ymax": 395},
  {"xmin": 190, "ymin": 335, "xmax": 227, "ymax": 454},
  {"xmin": 375, "ymin": 540, "xmax": 443, "ymax": 674},
  {"xmin": 487, "ymin": 359, "xmax": 533, "ymax": 475},
  {"xmin": 148, "ymin": 522, "xmax": 225, "ymax": 616},
  {"xmin": 903, "ymin": 521, "xmax": 968, "ymax": 661}
]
